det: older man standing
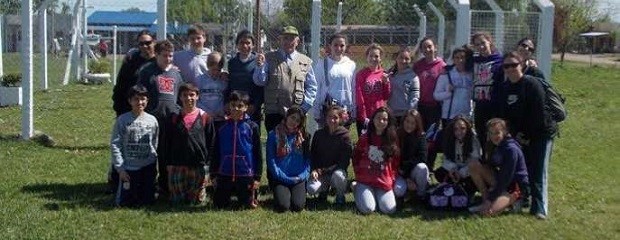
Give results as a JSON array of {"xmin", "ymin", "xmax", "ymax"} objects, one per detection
[{"xmin": 253, "ymin": 26, "xmax": 317, "ymax": 132}]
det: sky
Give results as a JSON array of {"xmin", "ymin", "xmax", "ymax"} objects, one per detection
[{"xmin": 59, "ymin": 0, "xmax": 620, "ymax": 23}]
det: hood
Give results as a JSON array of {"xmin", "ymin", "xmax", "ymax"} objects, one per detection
[{"xmin": 475, "ymin": 52, "xmax": 502, "ymax": 64}]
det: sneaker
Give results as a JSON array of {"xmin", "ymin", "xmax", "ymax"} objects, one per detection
[
  {"xmin": 335, "ymin": 195, "xmax": 345, "ymax": 205},
  {"xmin": 534, "ymin": 213, "xmax": 547, "ymax": 220},
  {"xmin": 468, "ymin": 204, "xmax": 484, "ymax": 213}
]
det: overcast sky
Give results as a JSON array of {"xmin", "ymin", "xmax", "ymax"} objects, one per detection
[{"xmin": 60, "ymin": 0, "xmax": 620, "ymax": 23}]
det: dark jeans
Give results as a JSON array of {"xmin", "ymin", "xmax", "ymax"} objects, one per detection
[
  {"xmin": 265, "ymin": 113, "xmax": 284, "ymax": 133},
  {"xmin": 474, "ymin": 107, "xmax": 494, "ymax": 154},
  {"xmin": 115, "ymin": 163, "xmax": 157, "ymax": 207},
  {"xmin": 419, "ymin": 104, "xmax": 441, "ymax": 170},
  {"xmin": 272, "ymin": 181, "xmax": 307, "ymax": 212},
  {"xmin": 213, "ymin": 176, "xmax": 255, "ymax": 209}
]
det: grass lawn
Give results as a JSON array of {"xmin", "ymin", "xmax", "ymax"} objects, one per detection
[{"xmin": 0, "ymin": 60, "xmax": 618, "ymax": 239}]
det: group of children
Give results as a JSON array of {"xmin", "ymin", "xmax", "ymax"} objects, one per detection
[{"xmin": 110, "ymin": 27, "xmax": 555, "ymax": 219}]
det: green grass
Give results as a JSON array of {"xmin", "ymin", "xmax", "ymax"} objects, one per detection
[{"xmin": 0, "ymin": 61, "xmax": 618, "ymax": 239}]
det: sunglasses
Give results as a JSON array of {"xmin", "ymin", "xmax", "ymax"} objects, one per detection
[
  {"xmin": 502, "ymin": 63, "xmax": 520, "ymax": 69},
  {"xmin": 138, "ymin": 41, "xmax": 153, "ymax": 46}
]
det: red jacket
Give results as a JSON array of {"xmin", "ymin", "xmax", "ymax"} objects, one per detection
[
  {"xmin": 355, "ymin": 67, "xmax": 390, "ymax": 121},
  {"xmin": 353, "ymin": 134, "xmax": 400, "ymax": 191}
]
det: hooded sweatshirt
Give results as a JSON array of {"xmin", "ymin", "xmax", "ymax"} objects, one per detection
[
  {"xmin": 472, "ymin": 52, "xmax": 503, "ymax": 111},
  {"xmin": 353, "ymin": 133, "xmax": 400, "ymax": 191},
  {"xmin": 413, "ymin": 57, "xmax": 446, "ymax": 107},
  {"xmin": 355, "ymin": 67, "xmax": 391, "ymax": 121},
  {"xmin": 388, "ymin": 68, "xmax": 420, "ymax": 117},
  {"xmin": 487, "ymin": 137, "xmax": 529, "ymax": 202},
  {"xmin": 310, "ymin": 126, "xmax": 353, "ymax": 173}
]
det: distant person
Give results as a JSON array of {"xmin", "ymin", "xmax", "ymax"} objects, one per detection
[
  {"xmin": 352, "ymin": 107, "xmax": 401, "ymax": 214},
  {"xmin": 112, "ymin": 30, "xmax": 156, "ymax": 117},
  {"xmin": 110, "ymin": 85, "xmax": 158, "ymax": 207},
  {"xmin": 355, "ymin": 43, "xmax": 390, "ymax": 137},
  {"xmin": 468, "ymin": 118, "xmax": 529, "ymax": 217},
  {"xmin": 162, "ymin": 83, "xmax": 216, "ymax": 205},
  {"xmin": 312, "ymin": 33, "xmax": 357, "ymax": 128},
  {"xmin": 227, "ymin": 30, "xmax": 264, "ymax": 133},
  {"xmin": 98, "ymin": 39, "xmax": 108, "ymax": 58},
  {"xmin": 196, "ymin": 52, "xmax": 228, "ymax": 128},
  {"xmin": 137, "ymin": 40, "xmax": 184, "ymax": 196},
  {"xmin": 266, "ymin": 107, "xmax": 311, "ymax": 212},
  {"xmin": 212, "ymin": 91, "xmax": 263, "ymax": 209},
  {"xmin": 173, "ymin": 24, "xmax": 212, "ymax": 85},
  {"xmin": 387, "ymin": 47, "xmax": 420, "ymax": 124},
  {"xmin": 253, "ymin": 26, "xmax": 318, "ymax": 132},
  {"xmin": 307, "ymin": 105, "xmax": 353, "ymax": 205}
]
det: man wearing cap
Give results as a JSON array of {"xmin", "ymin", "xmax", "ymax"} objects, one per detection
[{"xmin": 253, "ymin": 25, "xmax": 318, "ymax": 132}]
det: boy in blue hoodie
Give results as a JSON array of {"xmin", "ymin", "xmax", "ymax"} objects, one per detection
[{"xmin": 212, "ymin": 91, "xmax": 263, "ymax": 209}]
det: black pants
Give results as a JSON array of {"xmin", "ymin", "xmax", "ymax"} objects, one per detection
[
  {"xmin": 419, "ymin": 104, "xmax": 441, "ymax": 170},
  {"xmin": 115, "ymin": 163, "xmax": 156, "ymax": 207},
  {"xmin": 264, "ymin": 113, "xmax": 284, "ymax": 133},
  {"xmin": 213, "ymin": 176, "xmax": 255, "ymax": 209},
  {"xmin": 272, "ymin": 181, "xmax": 306, "ymax": 212},
  {"xmin": 474, "ymin": 107, "xmax": 494, "ymax": 155}
]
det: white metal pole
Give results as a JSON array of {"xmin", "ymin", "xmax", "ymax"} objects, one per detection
[
  {"xmin": 21, "ymin": 0, "xmax": 34, "ymax": 139},
  {"xmin": 413, "ymin": 5, "xmax": 426, "ymax": 44},
  {"xmin": 449, "ymin": 0, "xmax": 471, "ymax": 47},
  {"xmin": 310, "ymin": 0, "xmax": 321, "ymax": 63},
  {"xmin": 483, "ymin": 0, "xmax": 504, "ymax": 52},
  {"xmin": 40, "ymin": 11, "xmax": 49, "ymax": 90},
  {"xmin": 336, "ymin": 1, "xmax": 343, "ymax": 32},
  {"xmin": 533, "ymin": 0, "xmax": 554, "ymax": 80},
  {"xmin": 0, "ymin": 14, "xmax": 4, "ymax": 78},
  {"xmin": 82, "ymin": 0, "xmax": 88, "ymax": 78},
  {"xmin": 247, "ymin": 0, "xmax": 253, "ymax": 33},
  {"xmin": 63, "ymin": 0, "xmax": 82, "ymax": 85},
  {"xmin": 113, "ymin": 25, "xmax": 118, "ymax": 85},
  {"xmin": 157, "ymin": 0, "xmax": 167, "ymax": 40},
  {"xmin": 427, "ymin": 2, "xmax": 445, "ymax": 58}
]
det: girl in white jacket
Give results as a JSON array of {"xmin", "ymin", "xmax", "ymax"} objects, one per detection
[{"xmin": 433, "ymin": 46, "xmax": 474, "ymax": 125}]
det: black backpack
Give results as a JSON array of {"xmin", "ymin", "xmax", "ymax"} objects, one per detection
[{"xmin": 535, "ymin": 77, "xmax": 567, "ymax": 123}]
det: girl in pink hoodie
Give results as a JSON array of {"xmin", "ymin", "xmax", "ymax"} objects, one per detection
[
  {"xmin": 355, "ymin": 43, "xmax": 391, "ymax": 137},
  {"xmin": 413, "ymin": 37, "xmax": 447, "ymax": 130}
]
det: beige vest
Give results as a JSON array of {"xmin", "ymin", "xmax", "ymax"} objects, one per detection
[{"xmin": 264, "ymin": 51, "xmax": 312, "ymax": 115}]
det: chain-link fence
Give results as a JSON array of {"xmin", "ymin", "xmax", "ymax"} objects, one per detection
[{"xmin": 471, "ymin": 10, "xmax": 540, "ymax": 55}]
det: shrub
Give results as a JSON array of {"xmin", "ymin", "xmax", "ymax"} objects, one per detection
[
  {"xmin": 0, "ymin": 73, "xmax": 22, "ymax": 87},
  {"xmin": 88, "ymin": 59, "xmax": 111, "ymax": 74}
]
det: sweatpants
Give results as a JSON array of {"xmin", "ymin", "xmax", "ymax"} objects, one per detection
[
  {"xmin": 525, "ymin": 137, "xmax": 553, "ymax": 217},
  {"xmin": 306, "ymin": 170, "xmax": 347, "ymax": 197},
  {"xmin": 272, "ymin": 181, "xmax": 306, "ymax": 212},
  {"xmin": 393, "ymin": 163, "xmax": 430, "ymax": 197},
  {"xmin": 213, "ymin": 176, "xmax": 255, "ymax": 209},
  {"xmin": 354, "ymin": 182, "xmax": 396, "ymax": 214},
  {"xmin": 115, "ymin": 163, "xmax": 156, "ymax": 207}
]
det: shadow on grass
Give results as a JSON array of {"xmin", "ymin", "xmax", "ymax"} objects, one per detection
[
  {"xmin": 21, "ymin": 182, "xmax": 116, "ymax": 211},
  {"xmin": 51, "ymin": 145, "xmax": 109, "ymax": 151}
]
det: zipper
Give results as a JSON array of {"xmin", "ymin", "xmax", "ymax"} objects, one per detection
[{"xmin": 232, "ymin": 120, "xmax": 238, "ymax": 182}]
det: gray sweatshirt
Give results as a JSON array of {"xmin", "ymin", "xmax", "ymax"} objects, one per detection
[
  {"xmin": 388, "ymin": 68, "xmax": 420, "ymax": 117},
  {"xmin": 110, "ymin": 111, "xmax": 159, "ymax": 171}
]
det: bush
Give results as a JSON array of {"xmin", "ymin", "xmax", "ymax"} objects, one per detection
[
  {"xmin": 0, "ymin": 73, "xmax": 22, "ymax": 87},
  {"xmin": 88, "ymin": 60, "xmax": 111, "ymax": 74}
]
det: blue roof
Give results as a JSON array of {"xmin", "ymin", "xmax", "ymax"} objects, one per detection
[{"xmin": 88, "ymin": 11, "xmax": 157, "ymax": 26}]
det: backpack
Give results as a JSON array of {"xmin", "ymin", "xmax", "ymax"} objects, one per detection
[
  {"xmin": 428, "ymin": 182, "xmax": 469, "ymax": 210},
  {"xmin": 535, "ymin": 77, "xmax": 567, "ymax": 123}
]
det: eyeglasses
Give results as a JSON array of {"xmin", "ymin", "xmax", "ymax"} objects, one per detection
[
  {"xmin": 519, "ymin": 43, "xmax": 534, "ymax": 52},
  {"xmin": 502, "ymin": 63, "xmax": 520, "ymax": 69},
  {"xmin": 138, "ymin": 41, "xmax": 153, "ymax": 46}
]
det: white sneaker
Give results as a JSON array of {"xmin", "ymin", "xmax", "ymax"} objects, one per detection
[{"xmin": 468, "ymin": 204, "xmax": 484, "ymax": 213}]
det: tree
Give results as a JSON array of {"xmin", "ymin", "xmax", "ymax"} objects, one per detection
[
  {"xmin": 0, "ymin": 0, "xmax": 46, "ymax": 14},
  {"xmin": 552, "ymin": 0, "xmax": 601, "ymax": 62},
  {"xmin": 122, "ymin": 7, "xmax": 144, "ymax": 13},
  {"xmin": 279, "ymin": 0, "xmax": 383, "ymax": 34}
]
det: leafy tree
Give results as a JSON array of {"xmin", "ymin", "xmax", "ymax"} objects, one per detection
[
  {"xmin": 552, "ymin": 0, "xmax": 601, "ymax": 62},
  {"xmin": 122, "ymin": 7, "xmax": 144, "ymax": 13}
]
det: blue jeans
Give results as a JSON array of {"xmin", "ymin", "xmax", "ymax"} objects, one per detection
[{"xmin": 525, "ymin": 137, "xmax": 553, "ymax": 216}]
